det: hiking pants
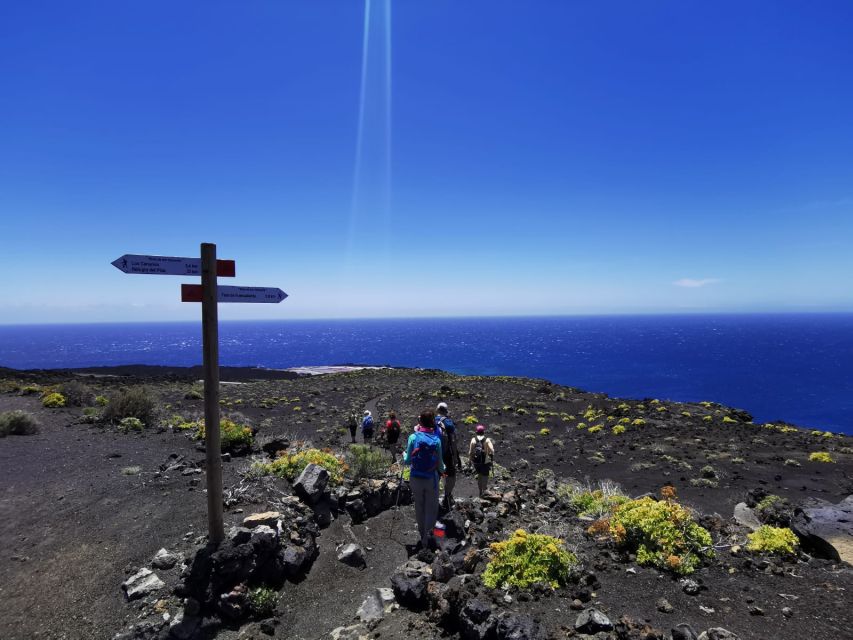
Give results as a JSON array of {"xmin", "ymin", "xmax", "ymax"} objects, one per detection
[
  {"xmin": 410, "ymin": 475, "xmax": 439, "ymax": 547},
  {"xmin": 443, "ymin": 474, "xmax": 456, "ymax": 504},
  {"xmin": 476, "ymin": 472, "xmax": 489, "ymax": 496}
]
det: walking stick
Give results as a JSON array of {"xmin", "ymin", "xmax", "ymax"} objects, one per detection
[{"xmin": 388, "ymin": 464, "xmax": 406, "ymax": 541}]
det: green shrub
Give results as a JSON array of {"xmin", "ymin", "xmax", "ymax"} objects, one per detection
[
  {"xmin": 612, "ymin": 425, "xmax": 626, "ymax": 435},
  {"xmin": 539, "ymin": 427, "xmax": 550, "ymax": 436},
  {"xmin": 103, "ymin": 387, "xmax": 158, "ymax": 427},
  {"xmin": 746, "ymin": 525, "xmax": 799, "ymax": 555},
  {"xmin": 809, "ymin": 452, "xmax": 834, "ymax": 463},
  {"xmin": 347, "ymin": 444, "xmax": 389, "ymax": 479},
  {"xmin": 558, "ymin": 483, "xmax": 629, "ymax": 517},
  {"xmin": 41, "ymin": 392, "xmax": 66, "ymax": 408},
  {"xmin": 588, "ymin": 424, "xmax": 603, "ymax": 434},
  {"xmin": 119, "ymin": 417, "xmax": 144, "ymax": 432},
  {"xmin": 94, "ymin": 395, "xmax": 109, "ymax": 407},
  {"xmin": 463, "ymin": 415, "xmax": 478, "ymax": 425},
  {"xmin": 196, "ymin": 418, "xmax": 254, "ymax": 450},
  {"xmin": 20, "ymin": 385, "xmax": 42, "ymax": 396},
  {"xmin": 607, "ymin": 494, "xmax": 713, "ymax": 575},
  {"xmin": 482, "ymin": 529, "xmax": 577, "ymax": 589},
  {"xmin": 60, "ymin": 381, "xmax": 94, "ymax": 406},
  {"xmin": 0, "ymin": 410, "xmax": 39, "ymax": 436},
  {"xmin": 248, "ymin": 586, "xmax": 278, "ymax": 616},
  {"xmin": 253, "ymin": 448, "xmax": 346, "ymax": 485}
]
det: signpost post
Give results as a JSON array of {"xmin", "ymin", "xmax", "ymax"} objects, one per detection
[{"xmin": 111, "ymin": 243, "xmax": 287, "ymax": 545}]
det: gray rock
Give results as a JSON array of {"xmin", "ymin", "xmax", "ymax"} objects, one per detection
[
  {"xmin": 574, "ymin": 608, "xmax": 613, "ymax": 634},
  {"xmin": 495, "ymin": 611, "xmax": 545, "ymax": 640},
  {"xmin": 698, "ymin": 629, "xmax": 741, "ymax": 640},
  {"xmin": 337, "ymin": 543, "xmax": 366, "ymax": 568},
  {"xmin": 330, "ymin": 625, "xmax": 370, "ymax": 640},
  {"xmin": 459, "ymin": 598, "xmax": 496, "ymax": 640},
  {"xmin": 355, "ymin": 591, "xmax": 382, "ymax": 622},
  {"xmin": 733, "ymin": 502, "xmax": 761, "ymax": 531},
  {"xmin": 671, "ymin": 623, "xmax": 699, "ymax": 640},
  {"xmin": 431, "ymin": 551, "xmax": 455, "ymax": 583},
  {"xmin": 390, "ymin": 559, "xmax": 432, "ymax": 609},
  {"xmin": 680, "ymin": 577, "xmax": 701, "ymax": 595},
  {"xmin": 791, "ymin": 495, "xmax": 853, "ymax": 564},
  {"xmin": 152, "ymin": 548, "xmax": 181, "ymax": 570},
  {"xmin": 242, "ymin": 511, "xmax": 282, "ymax": 529},
  {"xmin": 282, "ymin": 544, "xmax": 309, "ymax": 578},
  {"xmin": 656, "ymin": 597, "xmax": 674, "ymax": 613},
  {"xmin": 294, "ymin": 463, "xmax": 329, "ymax": 504},
  {"xmin": 121, "ymin": 568, "xmax": 164, "ymax": 601}
]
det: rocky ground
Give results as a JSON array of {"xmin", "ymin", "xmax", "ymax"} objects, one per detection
[{"xmin": 0, "ymin": 366, "xmax": 851, "ymax": 640}]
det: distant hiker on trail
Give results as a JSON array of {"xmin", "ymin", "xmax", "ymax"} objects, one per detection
[
  {"xmin": 435, "ymin": 402, "xmax": 461, "ymax": 510},
  {"xmin": 362, "ymin": 410, "xmax": 375, "ymax": 444},
  {"xmin": 384, "ymin": 411, "xmax": 401, "ymax": 461},
  {"xmin": 346, "ymin": 412, "xmax": 358, "ymax": 444},
  {"xmin": 403, "ymin": 409, "xmax": 446, "ymax": 550},
  {"xmin": 469, "ymin": 424, "xmax": 495, "ymax": 497}
]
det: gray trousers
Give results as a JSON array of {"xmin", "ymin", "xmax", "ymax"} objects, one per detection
[{"xmin": 410, "ymin": 475, "xmax": 439, "ymax": 546}]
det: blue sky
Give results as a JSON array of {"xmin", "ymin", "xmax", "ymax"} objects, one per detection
[{"xmin": 1, "ymin": 1, "xmax": 852, "ymax": 323}]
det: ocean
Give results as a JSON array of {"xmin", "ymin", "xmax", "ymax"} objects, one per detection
[{"xmin": 0, "ymin": 314, "xmax": 851, "ymax": 434}]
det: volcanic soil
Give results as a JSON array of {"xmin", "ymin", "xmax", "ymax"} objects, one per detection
[{"xmin": 0, "ymin": 366, "xmax": 851, "ymax": 640}]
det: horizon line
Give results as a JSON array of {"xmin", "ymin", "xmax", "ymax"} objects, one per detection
[{"xmin": 2, "ymin": 309, "xmax": 853, "ymax": 328}]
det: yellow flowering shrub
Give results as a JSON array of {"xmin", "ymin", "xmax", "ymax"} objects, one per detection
[
  {"xmin": 482, "ymin": 529, "xmax": 577, "ymax": 589},
  {"xmin": 254, "ymin": 448, "xmax": 346, "ymax": 485},
  {"xmin": 746, "ymin": 526, "xmax": 799, "ymax": 555}
]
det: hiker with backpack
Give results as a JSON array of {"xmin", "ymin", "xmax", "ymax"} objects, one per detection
[
  {"xmin": 403, "ymin": 409, "xmax": 446, "ymax": 550},
  {"xmin": 384, "ymin": 411, "xmax": 402, "ymax": 461},
  {"xmin": 468, "ymin": 424, "xmax": 495, "ymax": 497},
  {"xmin": 346, "ymin": 412, "xmax": 359, "ymax": 444},
  {"xmin": 435, "ymin": 402, "xmax": 461, "ymax": 510},
  {"xmin": 362, "ymin": 410, "xmax": 375, "ymax": 444}
]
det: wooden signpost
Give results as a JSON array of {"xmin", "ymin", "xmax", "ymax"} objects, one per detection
[{"xmin": 112, "ymin": 243, "xmax": 287, "ymax": 544}]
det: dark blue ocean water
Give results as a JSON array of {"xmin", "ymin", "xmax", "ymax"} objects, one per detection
[{"xmin": 0, "ymin": 315, "xmax": 851, "ymax": 434}]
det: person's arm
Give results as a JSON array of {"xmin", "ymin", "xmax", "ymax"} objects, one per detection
[
  {"xmin": 437, "ymin": 438, "xmax": 446, "ymax": 474},
  {"xmin": 468, "ymin": 437, "xmax": 475, "ymax": 459},
  {"xmin": 487, "ymin": 438, "xmax": 495, "ymax": 458},
  {"xmin": 402, "ymin": 434, "xmax": 416, "ymax": 466}
]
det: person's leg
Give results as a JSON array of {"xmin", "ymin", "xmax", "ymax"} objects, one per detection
[
  {"xmin": 443, "ymin": 473, "xmax": 456, "ymax": 508},
  {"xmin": 477, "ymin": 473, "xmax": 488, "ymax": 496},
  {"xmin": 410, "ymin": 476, "xmax": 428, "ymax": 544},
  {"xmin": 423, "ymin": 477, "xmax": 440, "ymax": 547}
]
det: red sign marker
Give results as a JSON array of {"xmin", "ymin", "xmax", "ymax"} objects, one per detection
[{"xmin": 216, "ymin": 260, "xmax": 236, "ymax": 277}]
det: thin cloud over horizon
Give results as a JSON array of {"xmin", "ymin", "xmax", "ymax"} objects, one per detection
[{"xmin": 673, "ymin": 278, "xmax": 722, "ymax": 288}]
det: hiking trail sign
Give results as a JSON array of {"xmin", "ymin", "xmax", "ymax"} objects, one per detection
[
  {"xmin": 111, "ymin": 243, "xmax": 287, "ymax": 544},
  {"xmin": 111, "ymin": 254, "xmax": 236, "ymax": 277}
]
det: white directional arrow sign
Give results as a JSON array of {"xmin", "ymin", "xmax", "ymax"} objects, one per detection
[
  {"xmin": 181, "ymin": 284, "xmax": 287, "ymax": 303},
  {"xmin": 112, "ymin": 254, "xmax": 235, "ymax": 277}
]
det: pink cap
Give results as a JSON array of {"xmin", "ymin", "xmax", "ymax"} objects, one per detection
[{"xmin": 476, "ymin": 424, "xmax": 486, "ymax": 433}]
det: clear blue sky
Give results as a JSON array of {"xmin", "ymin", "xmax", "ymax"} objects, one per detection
[{"xmin": 2, "ymin": 1, "xmax": 852, "ymax": 323}]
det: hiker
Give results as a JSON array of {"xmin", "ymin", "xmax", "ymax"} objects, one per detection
[
  {"xmin": 403, "ymin": 409, "xmax": 445, "ymax": 550},
  {"xmin": 346, "ymin": 412, "xmax": 358, "ymax": 444},
  {"xmin": 435, "ymin": 402, "xmax": 461, "ymax": 510},
  {"xmin": 468, "ymin": 424, "xmax": 495, "ymax": 497},
  {"xmin": 384, "ymin": 411, "xmax": 402, "ymax": 461},
  {"xmin": 362, "ymin": 410, "xmax": 375, "ymax": 444}
]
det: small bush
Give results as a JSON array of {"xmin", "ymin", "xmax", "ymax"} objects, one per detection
[
  {"xmin": 248, "ymin": 586, "xmax": 278, "ymax": 616},
  {"xmin": 722, "ymin": 416, "xmax": 737, "ymax": 424},
  {"xmin": 606, "ymin": 493, "xmax": 714, "ymax": 575},
  {"xmin": 809, "ymin": 452, "xmax": 834, "ymax": 463},
  {"xmin": 103, "ymin": 387, "xmax": 158, "ymax": 427},
  {"xmin": 588, "ymin": 425, "xmax": 603, "ymax": 434},
  {"xmin": 60, "ymin": 381, "xmax": 94, "ymax": 407},
  {"xmin": 0, "ymin": 411, "xmax": 39, "ymax": 436},
  {"xmin": 746, "ymin": 525, "xmax": 799, "ymax": 555},
  {"xmin": 347, "ymin": 444, "xmax": 389, "ymax": 479},
  {"xmin": 463, "ymin": 415, "xmax": 478, "ymax": 425},
  {"xmin": 42, "ymin": 392, "xmax": 66, "ymax": 408},
  {"xmin": 196, "ymin": 418, "xmax": 254, "ymax": 450},
  {"xmin": 94, "ymin": 395, "xmax": 109, "ymax": 407},
  {"xmin": 254, "ymin": 448, "xmax": 346, "ymax": 485},
  {"xmin": 539, "ymin": 428, "xmax": 550, "ymax": 436},
  {"xmin": 119, "ymin": 417, "xmax": 144, "ymax": 432},
  {"xmin": 482, "ymin": 529, "xmax": 577, "ymax": 589},
  {"xmin": 20, "ymin": 385, "xmax": 42, "ymax": 396},
  {"xmin": 784, "ymin": 458, "xmax": 800, "ymax": 467},
  {"xmin": 612, "ymin": 425, "xmax": 626, "ymax": 435},
  {"xmin": 558, "ymin": 482, "xmax": 628, "ymax": 517}
]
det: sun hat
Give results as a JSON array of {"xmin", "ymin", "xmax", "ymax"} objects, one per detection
[
  {"xmin": 476, "ymin": 424, "xmax": 485, "ymax": 433},
  {"xmin": 436, "ymin": 402, "xmax": 448, "ymax": 412},
  {"xmin": 364, "ymin": 410, "xmax": 371, "ymax": 416}
]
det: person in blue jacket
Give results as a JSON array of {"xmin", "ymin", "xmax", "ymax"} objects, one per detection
[{"xmin": 403, "ymin": 409, "xmax": 446, "ymax": 550}]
